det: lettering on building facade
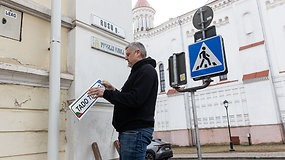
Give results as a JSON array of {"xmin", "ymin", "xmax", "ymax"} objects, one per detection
[
  {"xmin": 91, "ymin": 36, "xmax": 125, "ymax": 58},
  {"xmin": 91, "ymin": 14, "xmax": 126, "ymax": 38},
  {"xmin": 5, "ymin": 10, "xmax": 17, "ymax": 19}
]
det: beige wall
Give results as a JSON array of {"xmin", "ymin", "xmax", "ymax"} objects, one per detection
[
  {"xmin": 28, "ymin": 0, "xmax": 70, "ymax": 17},
  {"xmin": 153, "ymin": 129, "xmax": 192, "ymax": 146},
  {"xmin": 0, "ymin": 84, "xmax": 68, "ymax": 159},
  {"xmin": 0, "ymin": 1, "xmax": 71, "ymax": 159},
  {"xmin": 154, "ymin": 124, "xmax": 283, "ymax": 146},
  {"xmin": 0, "ymin": 13, "xmax": 69, "ymax": 72}
]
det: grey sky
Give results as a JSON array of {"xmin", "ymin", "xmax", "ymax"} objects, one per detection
[{"xmin": 132, "ymin": 0, "xmax": 208, "ymax": 26}]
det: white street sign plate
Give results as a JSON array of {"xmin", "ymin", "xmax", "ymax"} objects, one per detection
[{"xmin": 68, "ymin": 80, "xmax": 103, "ymax": 120}]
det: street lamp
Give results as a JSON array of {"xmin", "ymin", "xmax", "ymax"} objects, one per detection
[{"xmin": 223, "ymin": 100, "xmax": 235, "ymax": 151}]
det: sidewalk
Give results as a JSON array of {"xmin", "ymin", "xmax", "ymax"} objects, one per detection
[
  {"xmin": 171, "ymin": 152, "xmax": 285, "ymax": 159},
  {"xmin": 171, "ymin": 144, "xmax": 285, "ymax": 159}
]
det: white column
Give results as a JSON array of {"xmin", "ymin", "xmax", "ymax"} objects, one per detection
[
  {"xmin": 142, "ymin": 15, "xmax": 146, "ymax": 30},
  {"xmin": 146, "ymin": 16, "xmax": 150, "ymax": 29},
  {"xmin": 139, "ymin": 16, "xmax": 143, "ymax": 31}
]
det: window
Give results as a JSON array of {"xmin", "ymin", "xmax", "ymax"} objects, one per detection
[
  {"xmin": 159, "ymin": 64, "xmax": 165, "ymax": 92},
  {"xmin": 219, "ymin": 74, "xmax": 227, "ymax": 81}
]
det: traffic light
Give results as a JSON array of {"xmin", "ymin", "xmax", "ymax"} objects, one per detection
[{"xmin": 168, "ymin": 52, "xmax": 187, "ymax": 87}]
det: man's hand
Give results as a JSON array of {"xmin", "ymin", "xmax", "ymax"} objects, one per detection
[
  {"xmin": 88, "ymin": 87, "xmax": 105, "ymax": 98},
  {"xmin": 88, "ymin": 80, "xmax": 115, "ymax": 99},
  {"xmin": 101, "ymin": 80, "xmax": 116, "ymax": 91}
]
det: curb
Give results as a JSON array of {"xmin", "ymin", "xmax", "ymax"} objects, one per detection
[{"xmin": 170, "ymin": 152, "xmax": 285, "ymax": 159}]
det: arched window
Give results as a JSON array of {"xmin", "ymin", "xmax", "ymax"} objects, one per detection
[{"xmin": 159, "ymin": 63, "xmax": 165, "ymax": 92}]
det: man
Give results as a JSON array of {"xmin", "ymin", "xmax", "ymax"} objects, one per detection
[{"xmin": 88, "ymin": 42, "xmax": 158, "ymax": 160}]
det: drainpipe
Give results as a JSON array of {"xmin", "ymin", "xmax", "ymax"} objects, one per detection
[
  {"xmin": 178, "ymin": 18, "xmax": 195, "ymax": 146},
  {"xmin": 256, "ymin": 0, "xmax": 285, "ymax": 142},
  {"xmin": 48, "ymin": 0, "xmax": 61, "ymax": 159}
]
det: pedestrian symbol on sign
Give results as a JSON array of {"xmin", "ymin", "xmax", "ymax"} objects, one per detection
[{"xmin": 192, "ymin": 42, "xmax": 222, "ymax": 72}]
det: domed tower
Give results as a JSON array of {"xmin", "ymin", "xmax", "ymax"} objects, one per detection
[{"xmin": 132, "ymin": 0, "xmax": 155, "ymax": 32}]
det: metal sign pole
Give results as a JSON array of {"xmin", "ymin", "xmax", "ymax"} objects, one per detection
[
  {"xmin": 191, "ymin": 7, "xmax": 207, "ymax": 160},
  {"xmin": 172, "ymin": 5, "xmax": 217, "ymax": 160},
  {"xmin": 199, "ymin": 7, "xmax": 206, "ymax": 39},
  {"xmin": 191, "ymin": 91, "xmax": 202, "ymax": 160},
  {"xmin": 175, "ymin": 78, "xmax": 212, "ymax": 160}
]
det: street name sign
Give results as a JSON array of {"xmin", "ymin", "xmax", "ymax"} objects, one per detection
[
  {"xmin": 91, "ymin": 36, "xmax": 125, "ymax": 58},
  {"xmin": 69, "ymin": 80, "xmax": 104, "ymax": 120},
  {"xmin": 91, "ymin": 14, "xmax": 126, "ymax": 38},
  {"xmin": 188, "ymin": 35, "xmax": 227, "ymax": 80}
]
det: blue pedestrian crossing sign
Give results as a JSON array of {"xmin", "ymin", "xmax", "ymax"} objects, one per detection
[{"xmin": 188, "ymin": 35, "xmax": 227, "ymax": 81}]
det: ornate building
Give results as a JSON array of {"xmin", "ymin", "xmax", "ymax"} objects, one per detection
[
  {"xmin": 132, "ymin": 0, "xmax": 156, "ymax": 32},
  {"xmin": 134, "ymin": 0, "xmax": 285, "ymax": 146}
]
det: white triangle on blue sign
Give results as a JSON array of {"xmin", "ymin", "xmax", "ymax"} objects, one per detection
[{"xmin": 192, "ymin": 42, "xmax": 222, "ymax": 72}]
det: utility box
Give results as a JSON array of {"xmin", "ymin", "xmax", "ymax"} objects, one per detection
[
  {"xmin": 168, "ymin": 52, "xmax": 187, "ymax": 87},
  {"xmin": 0, "ymin": 5, "xmax": 23, "ymax": 41}
]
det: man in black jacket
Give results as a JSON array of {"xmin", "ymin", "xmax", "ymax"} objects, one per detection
[{"xmin": 88, "ymin": 42, "xmax": 158, "ymax": 160}]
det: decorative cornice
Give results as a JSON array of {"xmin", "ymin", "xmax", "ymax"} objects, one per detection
[
  {"xmin": 135, "ymin": 16, "xmax": 190, "ymax": 40},
  {"xmin": 209, "ymin": 80, "xmax": 239, "ymax": 86},
  {"xmin": 133, "ymin": 7, "xmax": 155, "ymax": 14},
  {"xmin": 209, "ymin": 0, "xmax": 236, "ymax": 11},
  {"xmin": 135, "ymin": 0, "xmax": 235, "ymax": 40},
  {"xmin": 0, "ymin": 62, "xmax": 74, "ymax": 89},
  {"xmin": 75, "ymin": 20, "xmax": 130, "ymax": 46},
  {"xmin": 186, "ymin": 16, "xmax": 229, "ymax": 38},
  {"xmin": 212, "ymin": 16, "xmax": 230, "ymax": 27},
  {"xmin": 239, "ymin": 41, "xmax": 265, "ymax": 51},
  {"xmin": 266, "ymin": 0, "xmax": 285, "ymax": 9},
  {"xmin": 243, "ymin": 76, "xmax": 269, "ymax": 84},
  {"xmin": 242, "ymin": 70, "xmax": 269, "ymax": 84},
  {"xmin": 133, "ymin": 8, "xmax": 155, "ymax": 21},
  {"xmin": 0, "ymin": 0, "xmax": 73, "ymax": 29}
]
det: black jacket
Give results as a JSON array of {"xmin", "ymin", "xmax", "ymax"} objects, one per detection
[{"xmin": 103, "ymin": 57, "xmax": 158, "ymax": 132}]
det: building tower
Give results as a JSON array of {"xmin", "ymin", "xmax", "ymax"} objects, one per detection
[{"xmin": 132, "ymin": 0, "xmax": 156, "ymax": 32}]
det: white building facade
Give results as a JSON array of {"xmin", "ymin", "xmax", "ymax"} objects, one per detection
[
  {"xmin": 134, "ymin": 0, "xmax": 285, "ymax": 146},
  {"xmin": 66, "ymin": 0, "xmax": 133, "ymax": 159},
  {"xmin": 0, "ymin": 0, "xmax": 133, "ymax": 159}
]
